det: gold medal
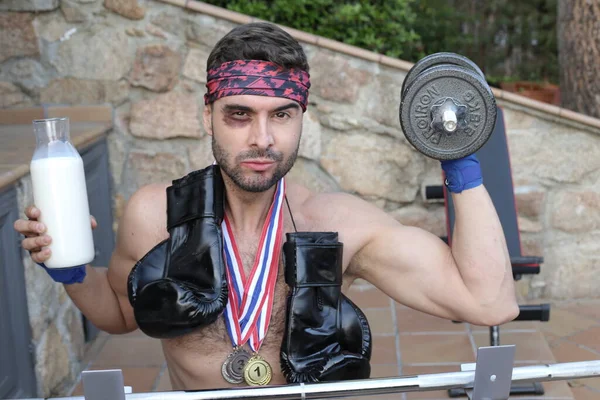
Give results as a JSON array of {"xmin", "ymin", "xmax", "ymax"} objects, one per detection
[{"xmin": 243, "ymin": 354, "xmax": 273, "ymax": 386}]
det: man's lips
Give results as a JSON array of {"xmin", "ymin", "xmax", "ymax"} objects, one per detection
[{"xmin": 241, "ymin": 160, "xmax": 275, "ymax": 171}]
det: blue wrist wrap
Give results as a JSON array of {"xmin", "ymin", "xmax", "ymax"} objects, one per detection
[
  {"xmin": 441, "ymin": 154, "xmax": 483, "ymax": 194},
  {"xmin": 37, "ymin": 263, "xmax": 87, "ymax": 285}
]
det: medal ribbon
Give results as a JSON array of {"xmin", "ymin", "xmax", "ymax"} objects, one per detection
[{"xmin": 222, "ymin": 178, "xmax": 285, "ymax": 352}]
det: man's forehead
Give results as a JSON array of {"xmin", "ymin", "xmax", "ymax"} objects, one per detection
[{"xmin": 217, "ymin": 95, "xmax": 299, "ymax": 110}]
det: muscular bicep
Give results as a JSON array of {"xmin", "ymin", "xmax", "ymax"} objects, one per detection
[
  {"xmin": 313, "ymin": 193, "xmax": 481, "ymax": 323},
  {"xmin": 107, "ymin": 183, "xmax": 169, "ymax": 331},
  {"xmin": 354, "ymin": 223, "xmax": 482, "ymax": 321}
]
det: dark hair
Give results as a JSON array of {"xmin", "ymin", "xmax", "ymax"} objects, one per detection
[{"xmin": 206, "ymin": 22, "xmax": 309, "ymax": 72}]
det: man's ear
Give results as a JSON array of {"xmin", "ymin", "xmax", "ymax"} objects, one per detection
[{"xmin": 203, "ymin": 104, "xmax": 213, "ymax": 136}]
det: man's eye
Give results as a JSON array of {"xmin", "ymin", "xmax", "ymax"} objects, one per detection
[{"xmin": 275, "ymin": 112, "xmax": 289, "ymax": 119}]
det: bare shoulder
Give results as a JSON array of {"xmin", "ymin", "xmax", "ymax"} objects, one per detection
[
  {"xmin": 107, "ymin": 182, "xmax": 170, "ymax": 299},
  {"xmin": 114, "ymin": 182, "xmax": 170, "ymax": 262},
  {"xmin": 288, "ymin": 186, "xmax": 404, "ymax": 280},
  {"xmin": 298, "ymin": 188, "xmax": 397, "ymax": 230},
  {"xmin": 288, "ymin": 183, "xmax": 399, "ymax": 250}
]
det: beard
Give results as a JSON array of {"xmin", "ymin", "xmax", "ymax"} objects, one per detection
[{"xmin": 211, "ymin": 134, "xmax": 299, "ymax": 193}]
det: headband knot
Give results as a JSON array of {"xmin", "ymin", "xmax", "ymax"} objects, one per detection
[{"xmin": 204, "ymin": 60, "xmax": 311, "ymax": 111}]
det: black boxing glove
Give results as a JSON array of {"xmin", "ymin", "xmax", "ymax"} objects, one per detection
[
  {"xmin": 280, "ymin": 232, "xmax": 372, "ymax": 383},
  {"xmin": 127, "ymin": 165, "xmax": 228, "ymax": 338},
  {"xmin": 318, "ymin": 294, "xmax": 372, "ymax": 381}
]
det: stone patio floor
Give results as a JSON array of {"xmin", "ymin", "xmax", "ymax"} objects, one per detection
[{"xmin": 68, "ymin": 283, "xmax": 600, "ymax": 400}]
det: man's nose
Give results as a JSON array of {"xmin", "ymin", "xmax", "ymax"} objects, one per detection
[{"xmin": 249, "ymin": 117, "xmax": 275, "ymax": 148}]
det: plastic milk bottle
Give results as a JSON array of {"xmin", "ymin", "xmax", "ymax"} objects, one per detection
[{"xmin": 30, "ymin": 117, "xmax": 95, "ymax": 269}]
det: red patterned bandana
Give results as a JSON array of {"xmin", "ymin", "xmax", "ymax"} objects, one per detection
[{"xmin": 204, "ymin": 60, "xmax": 311, "ymax": 111}]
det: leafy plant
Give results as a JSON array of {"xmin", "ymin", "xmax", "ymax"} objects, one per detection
[{"xmin": 207, "ymin": 0, "xmax": 420, "ymax": 59}]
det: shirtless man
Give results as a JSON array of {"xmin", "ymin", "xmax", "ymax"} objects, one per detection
[{"xmin": 14, "ymin": 22, "xmax": 519, "ymax": 391}]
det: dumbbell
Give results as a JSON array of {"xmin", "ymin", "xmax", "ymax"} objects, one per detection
[{"xmin": 399, "ymin": 53, "xmax": 497, "ymax": 160}]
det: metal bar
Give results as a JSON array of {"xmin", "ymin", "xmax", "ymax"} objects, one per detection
[
  {"xmin": 513, "ymin": 304, "xmax": 551, "ymax": 321},
  {"xmin": 48, "ymin": 360, "xmax": 600, "ymax": 400}
]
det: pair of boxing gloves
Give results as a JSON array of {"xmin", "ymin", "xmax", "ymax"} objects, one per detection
[{"xmin": 128, "ymin": 165, "xmax": 372, "ymax": 383}]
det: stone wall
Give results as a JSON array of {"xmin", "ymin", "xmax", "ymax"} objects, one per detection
[
  {"xmin": 502, "ymin": 106, "xmax": 600, "ymax": 299},
  {"xmin": 2, "ymin": 0, "xmax": 600, "ymax": 315}
]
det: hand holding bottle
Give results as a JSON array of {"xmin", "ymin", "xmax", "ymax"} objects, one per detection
[
  {"xmin": 14, "ymin": 206, "xmax": 97, "ymax": 284},
  {"xmin": 14, "ymin": 206, "xmax": 97, "ymax": 264}
]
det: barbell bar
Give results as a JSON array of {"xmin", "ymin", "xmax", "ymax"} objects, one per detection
[{"xmin": 42, "ymin": 359, "xmax": 600, "ymax": 400}]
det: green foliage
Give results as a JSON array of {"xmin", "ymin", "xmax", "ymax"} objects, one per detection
[
  {"xmin": 207, "ymin": 0, "xmax": 420, "ymax": 59},
  {"xmin": 408, "ymin": 0, "xmax": 559, "ymax": 83},
  {"xmin": 204, "ymin": 0, "xmax": 559, "ymax": 84}
]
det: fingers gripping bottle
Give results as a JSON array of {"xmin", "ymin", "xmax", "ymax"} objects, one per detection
[{"xmin": 30, "ymin": 117, "xmax": 95, "ymax": 269}]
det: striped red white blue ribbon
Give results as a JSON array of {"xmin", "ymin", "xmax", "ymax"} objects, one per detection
[{"xmin": 222, "ymin": 178, "xmax": 285, "ymax": 352}]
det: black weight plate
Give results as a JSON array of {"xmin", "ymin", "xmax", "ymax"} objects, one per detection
[
  {"xmin": 399, "ymin": 65, "xmax": 497, "ymax": 160},
  {"xmin": 402, "ymin": 52, "xmax": 486, "ymax": 97}
]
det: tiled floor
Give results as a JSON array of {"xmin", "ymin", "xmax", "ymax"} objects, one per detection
[{"xmin": 68, "ymin": 282, "xmax": 600, "ymax": 399}]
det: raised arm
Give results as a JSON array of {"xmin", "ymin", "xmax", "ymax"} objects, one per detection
[{"xmin": 334, "ymin": 188, "xmax": 518, "ymax": 326}]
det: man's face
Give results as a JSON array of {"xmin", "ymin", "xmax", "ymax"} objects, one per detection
[{"xmin": 203, "ymin": 95, "xmax": 303, "ymax": 193}]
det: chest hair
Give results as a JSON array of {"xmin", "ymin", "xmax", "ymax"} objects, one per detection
[{"xmin": 168, "ymin": 236, "xmax": 290, "ymax": 352}]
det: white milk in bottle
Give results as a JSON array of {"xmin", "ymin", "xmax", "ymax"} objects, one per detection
[{"xmin": 30, "ymin": 117, "xmax": 95, "ymax": 269}]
